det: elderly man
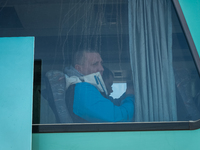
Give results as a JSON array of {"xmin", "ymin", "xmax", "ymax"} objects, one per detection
[{"xmin": 64, "ymin": 49, "xmax": 134, "ymax": 123}]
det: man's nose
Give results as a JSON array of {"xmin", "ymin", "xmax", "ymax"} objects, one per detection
[{"xmin": 98, "ymin": 63, "xmax": 104, "ymax": 72}]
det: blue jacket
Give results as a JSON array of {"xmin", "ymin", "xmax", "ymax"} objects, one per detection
[{"xmin": 73, "ymin": 82, "xmax": 134, "ymax": 122}]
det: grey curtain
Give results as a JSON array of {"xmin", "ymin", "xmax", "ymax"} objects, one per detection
[{"xmin": 128, "ymin": 0, "xmax": 177, "ymax": 122}]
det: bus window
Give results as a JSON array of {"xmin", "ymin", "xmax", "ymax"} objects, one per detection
[{"xmin": 1, "ymin": 0, "xmax": 200, "ymax": 131}]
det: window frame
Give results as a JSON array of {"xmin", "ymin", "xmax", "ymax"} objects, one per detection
[
  {"xmin": 32, "ymin": 0, "xmax": 200, "ymax": 133},
  {"xmin": 172, "ymin": 0, "xmax": 200, "ymax": 71},
  {"xmin": 32, "ymin": 120, "xmax": 200, "ymax": 133}
]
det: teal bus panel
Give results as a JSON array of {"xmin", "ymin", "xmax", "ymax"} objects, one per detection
[
  {"xmin": 32, "ymin": 129, "xmax": 200, "ymax": 150},
  {"xmin": 0, "ymin": 37, "xmax": 34, "ymax": 150}
]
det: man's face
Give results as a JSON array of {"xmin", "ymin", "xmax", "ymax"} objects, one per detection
[
  {"xmin": 105, "ymin": 75, "xmax": 114, "ymax": 96},
  {"xmin": 76, "ymin": 52, "xmax": 104, "ymax": 75}
]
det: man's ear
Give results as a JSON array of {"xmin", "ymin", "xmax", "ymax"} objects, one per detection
[{"xmin": 75, "ymin": 64, "xmax": 82, "ymax": 73}]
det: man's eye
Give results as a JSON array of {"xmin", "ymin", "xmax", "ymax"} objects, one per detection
[{"xmin": 93, "ymin": 62, "xmax": 98, "ymax": 66}]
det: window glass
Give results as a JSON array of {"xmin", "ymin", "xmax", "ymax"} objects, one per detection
[
  {"xmin": 171, "ymin": 3, "xmax": 200, "ymax": 121},
  {"xmin": 1, "ymin": 0, "xmax": 200, "ymax": 125}
]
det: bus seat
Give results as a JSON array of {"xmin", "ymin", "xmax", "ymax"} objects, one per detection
[
  {"xmin": 174, "ymin": 68, "xmax": 200, "ymax": 121},
  {"xmin": 45, "ymin": 70, "xmax": 73, "ymax": 123}
]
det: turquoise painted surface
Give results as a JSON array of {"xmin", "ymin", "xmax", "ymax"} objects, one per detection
[
  {"xmin": 0, "ymin": 37, "xmax": 34, "ymax": 150},
  {"xmin": 179, "ymin": 0, "xmax": 200, "ymax": 56},
  {"xmin": 33, "ymin": 129, "xmax": 200, "ymax": 150}
]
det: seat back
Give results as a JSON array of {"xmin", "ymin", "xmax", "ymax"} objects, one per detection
[
  {"xmin": 45, "ymin": 70, "xmax": 73, "ymax": 123},
  {"xmin": 174, "ymin": 68, "xmax": 200, "ymax": 120}
]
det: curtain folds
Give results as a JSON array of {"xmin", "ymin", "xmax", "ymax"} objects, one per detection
[{"xmin": 128, "ymin": 0, "xmax": 177, "ymax": 122}]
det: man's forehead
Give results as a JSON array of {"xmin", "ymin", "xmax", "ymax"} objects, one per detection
[{"xmin": 84, "ymin": 52, "xmax": 102, "ymax": 62}]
